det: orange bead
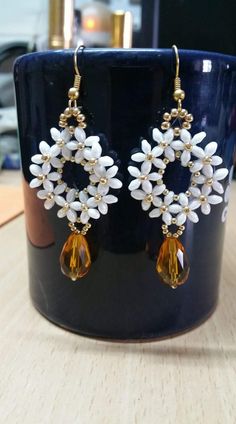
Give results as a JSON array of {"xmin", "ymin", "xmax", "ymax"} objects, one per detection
[{"xmin": 60, "ymin": 233, "xmax": 91, "ymax": 280}]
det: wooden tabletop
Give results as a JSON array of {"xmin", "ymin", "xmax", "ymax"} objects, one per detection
[{"xmin": 0, "ymin": 180, "xmax": 236, "ymax": 424}]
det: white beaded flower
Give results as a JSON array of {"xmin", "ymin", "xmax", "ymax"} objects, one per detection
[
  {"xmin": 190, "ymin": 186, "xmax": 223, "ymax": 215},
  {"xmin": 131, "ymin": 184, "xmax": 167, "ymax": 211},
  {"xmin": 131, "ymin": 139, "xmax": 166, "ymax": 171},
  {"xmin": 29, "ymin": 164, "xmax": 61, "ymax": 188},
  {"xmin": 192, "ymin": 167, "xmax": 228, "ymax": 194},
  {"xmin": 169, "ymin": 193, "xmax": 199, "ymax": 225},
  {"xmin": 83, "ymin": 143, "xmax": 114, "ymax": 172},
  {"xmin": 128, "ymin": 164, "xmax": 161, "ymax": 193},
  {"xmin": 90, "ymin": 165, "xmax": 122, "ymax": 195},
  {"xmin": 50, "ymin": 127, "xmax": 72, "ymax": 160},
  {"xmin": 152, "ymin": 128, "xmax": 175, "ymax": 162},
  {"xmin": 87, "ymin": 185, "xmax": 118, "ymax": 215},
  {"xmin": 55, "ymin": 189, "xmax": 82, "ymax": 223},
  {"xmin": 37, "ymin": 181, "xmax": 67, "ymax": 209},
  {"xmin": 31, "ymin": 141, "xmax": 63, "ymax": 171},
  {"xmin": 149, "ymin": 191, "xmax": 175, "ymax": 225},
  {"xmin": 171, "ymin": 129, "xmax": 206, "ymax": 166},
  {"xmin": 190, "ymin": 141, "xmax": 223, "ymax": 176}
]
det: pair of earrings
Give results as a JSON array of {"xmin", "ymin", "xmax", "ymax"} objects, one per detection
[{"xmin": 29, "ymin": 45, "xmax": 228, "ymax": 289}]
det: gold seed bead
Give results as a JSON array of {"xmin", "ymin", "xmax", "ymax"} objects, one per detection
[
  {"xmin": 68, "ymin": 87, "xmax": 79, "ymax": 100},
  {"xmin": 156, "ymin": 179, "xmax": 163, "ymax": 185},
  {"xmin": 66, "ymin": 187, "xmax": 70, "ymax": 192},
  {"xmin": 59, "ymin": 121, "xmax": 66, "ymax": 128},
  {"xmin": 194, "ymin": 171, "xmax": 200, "ymax": 177},
  {"xmin": 162, "ymin": 229, "xmax": 168, "ymax": 235},
  {"xmin": 87, "ymin": 223, "xmax": 92, "ymax": 228},
  {"xmin": 64, "ymin": 107, "xmax": 72, "ymax": 117},
  {"xmin": 182, "ymin": 122, "xmax": 191, "ymax": 130},
  {"xmin": 173, "ymin": 89, "xmax": 185, "ymax": 101},
  {"xmin": 173, "ymin": 233, "xmax": 179, "ymax": 238},
  {"xmin": 185, "ymin": 190, "xmax": 191, "ymax": 197},
  {"xmin": 60, "ymin": 113, "xmax": 66, "ymax": 121},
  {"xmin": 172, "ymin": 218, "xmax": 177, "ymax": 225},
  {"xmin": 179, "ymin": 109, "xmax": 187, "ymax": 118},
  {"xmin": 57, "ymin": 179, "xmax": 63, "ymax": 184},
  {"xmin": 73, "ymin": 107, "xmax": 79, "ymax": 117},
  {"xmin": 179, "ymin": 225, "xmax": 185, "ymax": 231},
  {"xmin": 177, "ymin": 230, "xmax": 183, "ymax": 236},
  {"xmin": 70, "ymin": 157, "xmax": 75, "ymax": 162},
  {"xmin": 162, "ymin": 224, "xmax": 168, "ymax": 229},
  {"xmin": 186, "ymin": 113, "xmax": 193, "ymax": 122},
  {"xmin": 188, "ymin": 161, "xmax": 193, "ymax": 168},
  {"xmin": 167, "ymin": 232, "xmax": 172, "ymax": 238},
  {"xmin": 161, "ymin": 121, "xmax": 170, "ymax": 130},
  {"xmin": 78, "ymin": 114, "xmax": 85, "ymax": 122},
  {"xmin": 163, "ymin": 112, "xmax": 171, "ymax": 121},
  {"xmin": 174, "ymin": 194, "xmax": 179, "ymax": 201},
  {"xmin": 175, "ymin": 151, "xmax": 181, "ymax": 159},
  {"xmin": 171, "ymin": 108, "xmax": 178, "ymax": 117},
  {"xmin": 158, "ymin": 169, "xmax": 165, "ymax": 175},
  {"xmin": 163, "ymin": 158, "xmax": 169, "ymax": 165},
  {"xmin": 57, "ymin": 168, "xmax": 63, "ymax": 174},
  {"xmin": 81, "ymin": 160, "xmax": 86, "ymax": 166},
  {"xmin": 60, "ymin": 157, "xmax": 66, "ymax": 163},
  {"xmin": 80, "ymin": 123, "xmax": 87, "ymax": 129},
  {"xmin": 69, "ymin": 125, "xmax": 75, "ymax": 134},
  {"xmin": 174, "ymin": 127, "xmax": 181, "ymax": 137},
  {"xmin": 163, "ymin": 189, "xmax": 169, "ymax": 196},
  {"xmin": 191, "ymin": 182, "xmax": 197, "ymax": 187}
]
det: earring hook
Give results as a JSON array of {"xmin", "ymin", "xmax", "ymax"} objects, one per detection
[
  {"xmin": 172, "ymin": 45, "xmax": 179, "ymax": 79},
  {"xmin": 74, "ymin": 44, "xmax": 85, "ymax": 76}
]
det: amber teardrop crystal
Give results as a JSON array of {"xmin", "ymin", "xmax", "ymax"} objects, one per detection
[
  {"xmin": 156, "ymin": 237, "xmax": 190, "ymax": 289},
  {"xmin": 60, "ymin": 233, "xmax": 91, "ymax": 281}
]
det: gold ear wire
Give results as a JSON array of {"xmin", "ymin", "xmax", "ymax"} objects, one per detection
[{"xmin": 172, "ymin": 45, "xmax": 185, "ymax": 111}]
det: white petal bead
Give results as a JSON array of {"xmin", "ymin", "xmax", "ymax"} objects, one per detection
[
  {"xmin": 179, "ymin": 193, "xmax": 188, "ymax": 207},
  {"xmin": 98, "ymin": 202, "xmax": 108, "ymax": 215},
  {"xmin": 79, "ymin": 191, "xmax": 88, "ymax": 203},
  {"xmin": 202, "ymin": 165, "xmax": 213, "ymax": 178},
  {"xmin": 163, "ymin": 128, "xmax": 174, "ymax": 143},
  {"xmin": 51, "ymin": 157, "xmax": 63, "ymax": 168},
  {"xmin": 188, "ymin": 211, "xmax": 199, "ymax": 223},
  {"xmin": 29, "ymin": 164, "xmax": 42, "ymax": 176},
  {"xmin": 211, "ymin": 155, "xmax": 223, "ymax": 166},
  {"xmin": 131, "ymin": 190, "xmax": 146, "ymax": 200},
  {"xmin": 67, "ymin": 209, "xmax": 77, "ymax": 223},
  {"xmin": 37, "ymin": 190, "xmax": 47, "ymax": 199},
  {"xmin": 48, "ymin": 172, "xmax": 60, "ymax": 181},
  {"xmin": 106, "ymin": 165, "xmax": 118, "ymax": 179},
  {"xmin": 214, "ymin": 168, "xmax": 228, "ymax": 181},
  {"xmin": 190, "ymin": 160, "xmax": 203, "ymax": 173},
  {"xmin": 109, "ymin": 178, "xmax": 122, "ymax": 189},
  {"xmin": 43, "ymin": 180, "xmax": 54, "ymax": 192},
  {"xmin": 171, "ymin": 140, "xmax": 184, "ymax": 151},
  {"xmin": 152, "ymin": 128, "xmax": 163, "ymax": 143},
  {"xmin": 152, "ymin": 196, "xmax": 162, "ymax": 207},
  {"xmin": 70, "ymin": 202, "xmax": 82, "ymax": 211},
  {"xmin": 75, "ymin": 127, "xmax": 86, "ymax": 142},
  {"xmin": 62, "ymin": 146, "xmax": 72, "ymax": 160},
  {"xmin": 207, "ymin": 195, "xmax": 223, "ymax": 205},
  {"xmin": 190, "ymin": 187, "xmax": 201, "ymax": 197},
  {"xmin": 88, "ymin": 208, "xmax": 100, "ymax": 219},
  {"xmin": 149, "ymin": 208, "xmax": 162, "ymax": 218},
  {"xmin": 42, "ymin": 162, "xmax": 51, "ymax": 175},
  {"xmin": 55, "ymin": 195, "xmax": 65, "ymax": 207},
  {"xmin": 164, "ymin": 146, "xmax": 175, "ymax": 162},
  {"xmin": 57, "ymin": 208, "xmax": 67, "ymax": 218},
  {"xmin": 205, "ymin": 141, "xmax": 217, "ymax": 156},
  {"xmin": 191, "ymin": 146, "xmax": 205, "ymax": 159},
  {"xmin": 44, "ymin": 199, "xmax": 55, "ymax": 210},
  {"xmin": 29, "ymin": 178, "xmax": 42, "ymax": 188},
  {"xmin": 212, "ymin": 181, "xmax": 224, "ymax": 194},
  {"xmin": 103, "ymin": 195, "xmax": 118, "ymax": 204},
  {"xmin": 141, "ymin": 161, "xmax": 152, "ymax": 174},
  {"xmin": 164, "ymin": 191, "xmax": 174, "ymax": 205},
  {"xmin": 85, "ymin": 135, "xmax": 100, "ymax": 146},
  {"xmin": 50, "ymin": 128, "xmax": 61, "ymax": 141},
  {"xmin": 66, "ymin": 189, "xmax": 76, "ymax": 202},
  {"xmin": 131, "ymin": 152, "xmax": 146, "ymax": 162},
  {"xmin": 153, "ymin": 184, "xmax": 166, "ymax": 196},
  {"xmin": 128, "ymin": 179, "xmax": 141, "ymax": 191},
  {"xmin": 176, "ymin": 212, "xmax": 186, "ymax": 226},
  {"xmin": 181, "ymin": 150, "xmax": 191, "ymax": 166},
  {"xmin": 54, "ymin": 183, "xmax": 66, "ymax": 195},
  {"xmin": 142, "ymin": 139, "xmax": 151, "ymax": 154},
  {"xmin": 31, "ymin": 154, "xmax": 43, "ymax": 164},
  {"xmin": 201, "ymin": 203, "xmax": 211, "ymax": 215},
  {"xmin": 189, "ymin": 200, "xmax": 201, "ymax": 210},
  {"xmin": 97, "ymin": 183, "xmax": 109, "ymax": 195},
  {"xmin": 141, "ymin": 200, "xmax": 151, "ymax": 211},
  {"xmin": 142, "ymin": 180, "xmax": 152, "ymax": 194},
  {"xmin": 202, "ymin": 185, "xmax": 212, "ymax": 196},
  {"xmin": 67, "ymin": 141, "xmax": 79, "ymax": 150},
  {"xmin": 39, "ymin": 141, "xmax": 50, "ymax": 155},
  {"xmin": 191, "ymin": 132, "xmax": 206, "ymax": 145},
  {"xmin": 50, "ymin": 144, "xmax": 61, "ymax": 157},
  {"xmin": 80, "ymin": 211, "xmax": 89, "ymax": 224},
  {"xmin": 148, "ymin": 172, "xmax": 160, "ymax": 181},
  {"xmin": 169, "ymin": 204, "xmax": 182, "ymax": 214},
  {"xmin": 128, "ymin": 166, "xmax": 140, "ymax": 178},
  {"xmin": 152, "ymin": 146, "xmax": 163, "ymax": 157},
  {"xmin": 92, "ymin": 143, "xmax": 102, "ymax": 158},
  {"xmin": 162, "ymin": 212, "xmax": 172, "ymax": 225},
  {"xmin": 99, "ymin": 156, "xmax": 114, "ymax": 167},
  {"xmin": 87, "ymin": 198, "xmax": 97, "ymax": 208},
  {"xmin": 87, "ymin": 185, "xmax": 97, "ymax": 196},
  {"xmin": 153, "ymin": 158, "xmax": 166, "ymax": 169},
  {"xmin": 180, "ymin": 129, "xmax": 191, "ymax": 143}
]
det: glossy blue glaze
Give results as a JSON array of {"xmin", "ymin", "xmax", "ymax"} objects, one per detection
[{"xmin": 14, "ymin": 49, "xmax": 236, "ymax": 340}]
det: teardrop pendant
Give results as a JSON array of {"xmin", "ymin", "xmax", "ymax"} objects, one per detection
[
  {"xmin": 156, "ymin": 237, "xmax": 190, "ymax": 289},
  {"xmin": 60, "ymin": 232, "xmax": 91, "ymax": 281}
]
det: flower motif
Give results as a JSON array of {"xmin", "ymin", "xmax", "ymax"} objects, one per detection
[
  {"xmin": 168, "ymin": 193, "xmax": 199, "ymax": 225},
  {"xmin": 29, "ymin": 164, "xmax": 61, "ymax": 188},
  {"xmin": 189, "ymin": 185, "xmax": 223, "ymax": 215},
  {"xmin": 131, "ymin": 184, "xmax": 166, "ymax": 211},
  {"xmin": 83, "ymin": 143, "xmax": 114, "ymax": 172},
  {"xmin": 131, "ymin": 139, "xmax": 166, "ymax": 171},
  {"xmin": 148, "ymin": 191, "xmax": 175, "ymax": 224},
  {"xmin": 37, "ymin": 181, "xmax": 67, "ymax": 209},
  {"xmin": 66, "ymin": 127, "xmax": 100, "ymax": 164},
  {"xmin": 152, "ymin": 128, "xmax": 175, "ymax": 162},
  {"xmin": 89, "ymin": 165, "xmax": 122, "ymax": 195},
  {"xmin": 87, "ymin": 185, "xmax": 118, "ymax": 215},
  {"xmin": 189, "ymin": 141, "xmax": 223, "ymax": 176},
  {"xmin": 171, "ymin": 129, "xmax": 206, "ymax": 166},
  {"xmin": 128, "ymin": 163, "xmax": 162, "ymax": 193},
  {"xmin": 50, "ymin": 127, "xmax": 72, "ymax": 160},
  {"xmin": 192, "ymin": 167, "xmax": 229, "ymax": 194},
  {"xmin": 31, "ymin": 141, "xmax": 63, "ymax": 172},
  {"xmin": 55, "ymin": 189, "xmax": 82, "ymax": 223}
]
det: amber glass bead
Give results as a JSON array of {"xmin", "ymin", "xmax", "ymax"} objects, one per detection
[
  {"xmin": 60, "ymin": 233, "xmax": 91, "ymax": 281},
  {"xmin": 156, "ymin": 237, "xmax": 190, "ymax": 289}
]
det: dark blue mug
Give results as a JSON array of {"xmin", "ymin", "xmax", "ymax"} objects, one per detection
[{"xmin": 14, "ymin": 48, "xmax": 235, "ymax": 340}]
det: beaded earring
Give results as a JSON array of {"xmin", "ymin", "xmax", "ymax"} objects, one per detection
[
  {"xmin": 128, "ymin": 45, "xmax": 229, "ymax": 289},
  {"xmin": 29, "ymin": 46, "xmax": 122, "ymax": 281}
]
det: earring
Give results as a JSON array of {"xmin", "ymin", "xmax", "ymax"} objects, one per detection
[
  {"xmin": 128, "ymin": 45, "xmax": 228, "ymax": 289},
  {"xmin": 29, "ymin": 46, "xmax": 122, "ymax": 281}
]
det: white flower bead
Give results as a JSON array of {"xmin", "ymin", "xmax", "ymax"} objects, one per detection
[{"xmin": 90, "ymin": 165, "xmax": 122, "ymax": 195}]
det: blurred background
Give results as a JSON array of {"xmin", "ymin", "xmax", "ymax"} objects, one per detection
[{"xmin": 0, "ymin": 0, "xmax": 236, "ymax": 171}]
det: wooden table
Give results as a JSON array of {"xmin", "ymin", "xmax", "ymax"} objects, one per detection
[{"xmin": 0, "ymin": 182, "xmax": 236, "ymax": 424}]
